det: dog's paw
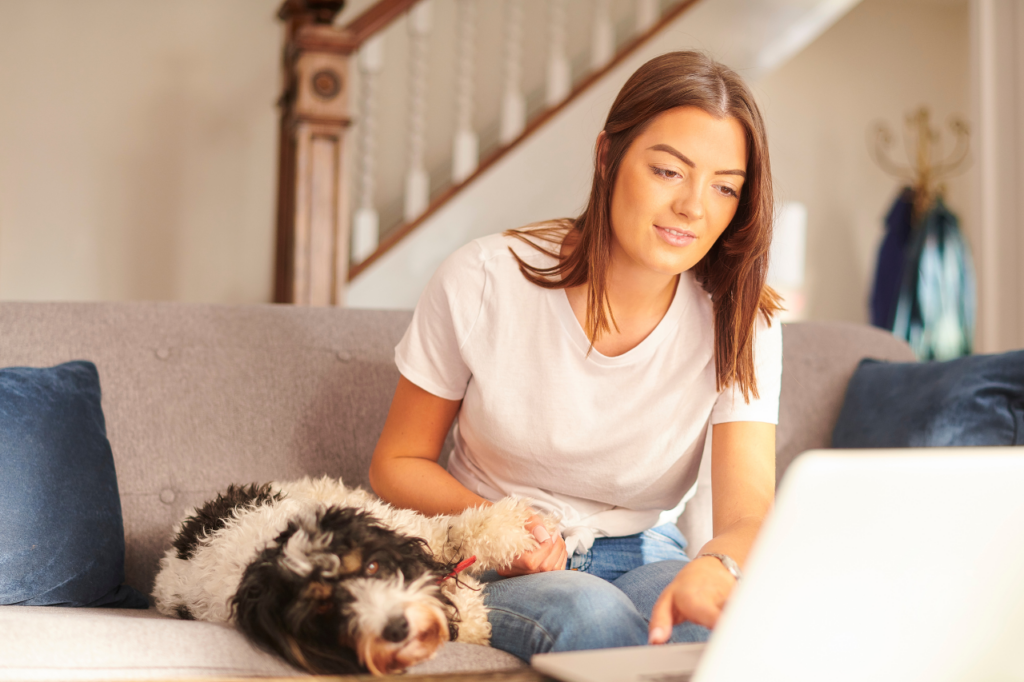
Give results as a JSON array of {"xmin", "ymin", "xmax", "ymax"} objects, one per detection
[{"xmin": 444, "ymin": 497, "xmax": 557, "ymax": 572}]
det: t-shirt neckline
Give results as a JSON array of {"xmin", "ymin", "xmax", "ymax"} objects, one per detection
[{"xmin": 550, "ymin": 275, "xmax": 690, "ymax": 367}]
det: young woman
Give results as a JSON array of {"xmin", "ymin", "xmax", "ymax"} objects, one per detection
[{"xmin": 369, "ymin": 51, "xmax": 782, "ymax": 660}]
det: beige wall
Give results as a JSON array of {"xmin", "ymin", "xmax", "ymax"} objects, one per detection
[
  {"xmin": 0, "ymin": 0, "xmax": 281, "ymax": 303},
  {"xmin": 756, "ymin": 0, "xmax": 971, "ymax": 323},
  {"xmin": 0, "ymin": 0, "xmax": 661, "ymax": 304},
  {"xmin": 0, "ymin": 0, "xmax": 972, "ymax": 318}
]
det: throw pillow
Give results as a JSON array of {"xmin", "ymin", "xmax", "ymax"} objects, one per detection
[
  {"xmin": 832, "ymin": 351, "xmax": 1024, "ymax": 448},
  {"xmin": 0, "ymin": 360, "xmax": 148, "ymax": 607}
]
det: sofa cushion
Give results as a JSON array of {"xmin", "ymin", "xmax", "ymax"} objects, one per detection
[
  {"xmin": 832, "ymin": 350, "xmax": 1024, "ymax": 448},
  {"xmin": 0, "ymin": 606, "xmax": 524, "ymax": 680},
  {"xmin": 0, "ymin": 361, "xmax": 147, "ymax": 608}
]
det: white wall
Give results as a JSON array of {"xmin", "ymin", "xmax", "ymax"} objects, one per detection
[
  {"xmin": 755, "ymin": 0, "xmax": 973, "ymax": 326},
  {"xmin": 0, "ymin": 0, "xmax": 281, "ymax": 303}
]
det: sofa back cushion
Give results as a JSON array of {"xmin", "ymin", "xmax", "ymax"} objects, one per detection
[
  {"xmin": 0, "ymin": 304, "xmax": 916, "ymax": 593},
  {"xmin": 833, "ymin": 350, "xmax": 1024, "ymax": 448},
  {"xmin": 0, "ymin": 360, "xmax": 147, "ymax": 607},
  {"xmin": 0, "ymin": 303, "xmax": 416, "ymax": 596}
]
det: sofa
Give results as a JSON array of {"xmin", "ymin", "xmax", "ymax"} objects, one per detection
[{"xmin": 0, "ymin": 302, "xmax": 915, "ymax": 680}]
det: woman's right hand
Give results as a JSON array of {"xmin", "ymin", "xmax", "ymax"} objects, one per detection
[{"xmin": 496, "ymin": 514, "xmax": 568, "ymax": 576}]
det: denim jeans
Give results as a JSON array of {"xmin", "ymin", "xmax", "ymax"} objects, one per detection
[{"xmin": 480, "ymin": 524, "xmax": 710, "ymax": 662}]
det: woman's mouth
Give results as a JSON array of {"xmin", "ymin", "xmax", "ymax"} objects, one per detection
[{"xmin": 655, "ymin": 225, "xmax": 696, "ymax": 247}]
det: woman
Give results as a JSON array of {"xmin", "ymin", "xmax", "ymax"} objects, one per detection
[{"xmin": 369, "ymin": 51, "xmax": 782, "ymax": 660}]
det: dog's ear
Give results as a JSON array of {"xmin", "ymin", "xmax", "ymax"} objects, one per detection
[{"xmin": 233, "ymin": 557, "xmax": 362, "ymax": 675}]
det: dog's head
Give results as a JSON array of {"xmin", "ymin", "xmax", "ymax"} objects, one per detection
[{"xmin": 232, "ymin": 506, "xmax": 458, "ymax": 676}]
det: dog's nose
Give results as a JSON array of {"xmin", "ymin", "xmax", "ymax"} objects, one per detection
[{"xmin": 382, "ymin": 615, "xmax": 410, "ymax": 643}]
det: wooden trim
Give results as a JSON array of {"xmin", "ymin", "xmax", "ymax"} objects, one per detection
[
  {"xmin": 347, "ymin": 0, "xmax": 702, "ymax": 280},
  {"xmin": 291, "ymin": 0, "xmax": 422, "ymax": 55},
  {"xmin": 274, "ymin": 2, "xmax": 353, "ymax": 305},
  {"xmin": 345, "ymin": 0, "xmax": 421, "ymax": 45}
]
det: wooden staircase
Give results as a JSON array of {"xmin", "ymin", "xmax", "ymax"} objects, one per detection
[{"xmin": 272, "ymin": 0, "xmax": 700, "ymax": 306}]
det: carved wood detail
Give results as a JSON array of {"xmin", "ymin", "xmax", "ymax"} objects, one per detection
[{"xmin": 275, "ymin": 1, "xmax": 350, "ymax": 305}]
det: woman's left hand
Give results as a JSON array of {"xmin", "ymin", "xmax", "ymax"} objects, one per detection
[{"xmin": 647, "ymin": 555, "xmax": 737, "ymax": 644}]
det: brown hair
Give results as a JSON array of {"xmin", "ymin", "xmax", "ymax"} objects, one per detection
[{"xmin": 506, "ymin": 51, "xmax": 781, "ymax": 401}]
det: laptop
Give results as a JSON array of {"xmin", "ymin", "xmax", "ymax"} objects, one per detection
[{"xmin": 532, "ymin": 448, "xmax": 1024, "ymax": 682}]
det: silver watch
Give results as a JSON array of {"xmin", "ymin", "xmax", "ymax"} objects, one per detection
[{"xmin": 698, "ymin": 552, "xmax": 743, "ymax": 581}]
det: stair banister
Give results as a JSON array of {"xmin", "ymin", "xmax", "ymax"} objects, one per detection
[
  {"xmin": 273, "ymin": 0, "xmax": 418, "ymax": 305},
  {"xmin": 274, "ymin": 0, "xmax": 702, "ymax": 305}
]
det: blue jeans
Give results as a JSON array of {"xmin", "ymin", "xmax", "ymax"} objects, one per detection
[{"xmin": 480, "ymin": 524, "xmax": 710, "ymax": 661}]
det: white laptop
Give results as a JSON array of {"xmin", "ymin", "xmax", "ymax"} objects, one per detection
[{"xmin": 532, "ymin": 448, "xmax": 1024, "ymax": 682}]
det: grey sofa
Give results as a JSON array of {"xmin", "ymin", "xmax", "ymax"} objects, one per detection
[{"xmin": 0, "ymin": 302, "xmax": 915, "ymax": 680}]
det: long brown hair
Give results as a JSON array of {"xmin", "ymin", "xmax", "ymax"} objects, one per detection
[{"xmin": 506, "ymin": 51, "xmax": 781, "ymax": 401}]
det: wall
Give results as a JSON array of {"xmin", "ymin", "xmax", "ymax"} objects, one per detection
[
  {"xmin": 0, "ymin": 0, "xmax": 281, "ymax": 302},
  {"xmin": 0, "ymin": 0, "xmax": 972, "ymax": 325},
  {"xmin": 756, "ymin": 0, "xmax": 972, "ymax": 325},
  {"xmin": 971, "ymin": 0, "xmax": 1024, "ymax": 354}
]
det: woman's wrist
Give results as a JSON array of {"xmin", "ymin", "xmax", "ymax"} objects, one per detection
[{"xmin": 696, "ymin": 552, "xmax": 743, "ymax": 581}]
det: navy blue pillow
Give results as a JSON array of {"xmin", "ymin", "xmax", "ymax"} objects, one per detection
[
  {"xmin": 832, "ymin": 351, "xmax": 1024, "ymax": 448},
  {"xmin": 0, "ymin": 361, "xmax": 147, "ymax": 608}
]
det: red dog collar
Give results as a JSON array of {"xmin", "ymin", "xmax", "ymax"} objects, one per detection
[{"xmin": 437, "ymin": 556, "xmax": 476, "ymax": 584}]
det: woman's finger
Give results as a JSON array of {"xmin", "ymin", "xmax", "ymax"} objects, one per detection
[{"xmin": 648, "ymin": 592, "xmax": 676, "ymax": 645}]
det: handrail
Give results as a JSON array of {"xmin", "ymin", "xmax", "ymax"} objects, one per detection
[
  {"xmin": 347, "ymin": 0, "xmax": 701, "ymax": 281},
  {"xmin": 345, "ymin": 0, "xmax": 421, "ymax": 46},
  {"xmin": 285, "ymin": 0, "xmax": 420, "ymax": 54}
]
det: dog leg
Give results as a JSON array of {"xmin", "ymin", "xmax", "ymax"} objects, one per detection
[
  {"xmin": 440, "ymin": 574, "xmax": 491, "ymax": 644},
  {"xmin": 437, "ymin": 497, "xmax": 558, "ymax": 573}
]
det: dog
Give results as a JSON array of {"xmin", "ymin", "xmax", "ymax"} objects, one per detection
[{"xmin": 152, "ymin": 476, "xmax": 553, "ymax": 675}]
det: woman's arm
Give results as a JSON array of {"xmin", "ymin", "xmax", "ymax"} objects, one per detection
[
  {"xmin": 369, "ymin": 376, "xmax": 567, "ymax": 571},
  {"xmin": 647, "ymin": 420, "xmax": 775, "ymax": 642},
  {"xmin": 369, "ymin": 375, "xmax": 482, "ymax": 515}
]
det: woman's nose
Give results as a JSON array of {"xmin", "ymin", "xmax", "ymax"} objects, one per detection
[{"xmin": 673, "ymin": 180, "xmax": 705, "ymax": 222}]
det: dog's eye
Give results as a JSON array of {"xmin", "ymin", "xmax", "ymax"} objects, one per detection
[{"xmin": 364, "ymin": 561, "xmax": 379, "ymax": 576}]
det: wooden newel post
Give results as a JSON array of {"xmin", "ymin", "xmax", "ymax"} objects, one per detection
[{"xmin": 274, "ymin": 0, "xmax": 354, "ymax": 306}]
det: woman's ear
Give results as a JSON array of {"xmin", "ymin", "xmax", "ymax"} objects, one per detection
[{"xmin": 595, "ymin": 131, "xmax": 609, "ymax": 180}]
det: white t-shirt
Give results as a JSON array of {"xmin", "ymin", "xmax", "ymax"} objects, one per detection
[{"xmin": 395, "ymin": 231, "xmax": 782, "ymax": 554}]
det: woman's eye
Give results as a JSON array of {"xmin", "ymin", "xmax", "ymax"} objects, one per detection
[
  {"xmin": 716, "ymin": 184, "xmax": 739, "ymax": 198},
  {"xmin": 364, "ymin": 561, "xmax": 379, "ymax": 576},
  {"xmin": 651, "ymin": 166, "xmax": 680, "ymax": 179}
]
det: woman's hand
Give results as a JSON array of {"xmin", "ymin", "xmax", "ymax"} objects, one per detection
[
  {"xmin": 496, "ymin": 514, "xmax": 568, "ymax": 577},
  {"xmin": 645, "ymin": 421, "xmax": 774, "ymax": 643},
  {"xmin": 648, "ymin": 555, "xmax": 737, "ymax": 643}
]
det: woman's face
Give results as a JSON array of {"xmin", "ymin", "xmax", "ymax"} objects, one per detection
[{"xmin": 607, "ymin": 106, "xmax": 748, "ymax": 281}]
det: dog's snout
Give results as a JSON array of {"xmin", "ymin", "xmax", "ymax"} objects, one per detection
[{"xmin": 382, "ymin": 615, "xmax": 410, "ymax": 643}]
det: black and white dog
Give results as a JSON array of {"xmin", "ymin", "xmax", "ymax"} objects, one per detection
[{"xmin": 152, "ymin": 477, "xmax": 550, "ymax": 675}]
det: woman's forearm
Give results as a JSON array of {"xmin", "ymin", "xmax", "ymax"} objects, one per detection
[
  {"xmin": 694, "ymin": 515, "xmax": 765, "ymax": 567},
  {"xmin": 369, "ymin": 455, "xmax": 489, "ymax": 516}
]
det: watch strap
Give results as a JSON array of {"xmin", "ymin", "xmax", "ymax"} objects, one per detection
[{"xmin": 697, "ymin": 552, "xmax": 743, "ymax": 581}]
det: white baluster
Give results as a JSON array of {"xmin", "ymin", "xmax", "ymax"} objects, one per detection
[
  {"xmin": 591, "ymin": 0, "xmax": 614, "ymax": 71},
  {"xmin": 404, "ymin": 0, "xmax": 432, "ymax": 223},
  {"xmin": 352, "ymin": 35, "xmax": 384, "ymax": 263},
  {"xmin": 546, "ymin": 0, "xmax": 571, "ymax": 107},
  {"xmin": 499, "ymin": 0, "xmax": 526, "ymax": 145},
  {"xmin": 452, "ymin": 0, "xmax": 479, "ymax": 184},
  {"xmin": 636, "ymin": 0, "xmax": 659, "ymax": 34}
]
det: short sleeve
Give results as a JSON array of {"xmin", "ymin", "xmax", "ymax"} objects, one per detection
[
  {"xmin": 711, "ymin": 316, "xmax": 783, "ymax": 424},
  {"xmin": 394, "ymin": 241, "xmax": 488, "ymax": 400}
]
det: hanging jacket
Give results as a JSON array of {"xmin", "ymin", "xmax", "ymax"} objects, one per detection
[
  {"xmin": 870, "ymin": 187, "xmax": 916, "ymax": 331},
  {"xmin": 892, "ymin": 196, "xmax": 976, "ymax": 361}
]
